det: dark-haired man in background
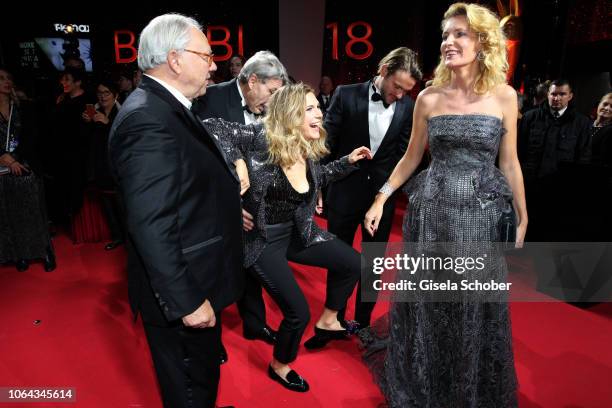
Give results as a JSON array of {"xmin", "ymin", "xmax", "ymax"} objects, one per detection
[{"xmin": 519, "ymin": 79, "xmax": 591, "ymax": 241}]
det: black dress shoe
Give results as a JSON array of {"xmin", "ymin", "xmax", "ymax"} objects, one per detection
[
  {"xmin": 220, "ymin": 344, "xmax": 228, "ymax": 365},
  {"xmin": 16, "ymin": 259, "xmax": 29, "ymax": 272},
  {"xmin": 244, "ymin": 326, "xmax": 277, "ymax": 345},
  {"xmin": 104, "ymin": 240, "xmax": 123, "ymax": 251},
  {"xmin": 304, "ymin": 326, "xmax": 350, "ymax": 350},
  {"xmin": 267, "ymin": 365, "xmax": 309, "ymax": 392}
]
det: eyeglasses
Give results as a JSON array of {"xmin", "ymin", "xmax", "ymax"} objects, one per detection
[
  {"xmin": 183, "ymin": 49, "xmax": 215, "ymax": 65},
  {"xmin": 96, "ymin": 91, "xmax": 112, "ymax": 97}
]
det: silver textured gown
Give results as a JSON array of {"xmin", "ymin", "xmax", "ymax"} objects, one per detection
[{"xmin": 361, "ymin": 114, "xmax": 518, "ymax": 407}]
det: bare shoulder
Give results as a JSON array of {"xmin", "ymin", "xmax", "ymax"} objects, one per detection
[
  {"xmin": 419, "ymin": 85, "xmax": 445, "ymax": 99},
  {"xmin": 493, "ymin": 84, "xmax": 517, "ymax": 104},
  {"xmin": 416, "ymin": 86, "xmax": 443, "ymax": 112},
  {"xmin": 491, "ymin": 84, "xmax": 518, "ymax": 124}
]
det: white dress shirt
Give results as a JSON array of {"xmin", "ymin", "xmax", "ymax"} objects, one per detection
[
  {"xmin": 551, "ymin": 106, "xmax": 568, "ymax": 118},
  {"xmin": 236, "ymin": 81, "xmax": 258, "ymax": 125},
  {"xmin": 368, "ymin": 80, "xmax": 396, "ymax": 156}
]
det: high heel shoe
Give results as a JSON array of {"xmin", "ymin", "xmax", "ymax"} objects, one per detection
[
  {"xmin": 16, "ymin": 259, "xmax": 29, "ymax": 272},
  {"xmin": 303, "ymin": 326, "xmax": 349, "ymax": 350},
  {"xmin": 267, "ymin": 365, "xmax": 309, "ymax": 392}
]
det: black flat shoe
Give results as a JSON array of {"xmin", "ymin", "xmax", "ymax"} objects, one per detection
[
  {"xmin": 220, "ymin": 344, "xmax": 228, "ymax": 365},
  {"xmin": 267, "ymin": 365, "xmax": 309, "ymax": 392},
  {"xmin": 244, "ymin": 326, "xmax": 277, "ymax": 345},
  {"xmin": 16, "ymin": 259, "xmax": 29, "ymax": 272},
  {"xmin": 104, "ymin": 240, "xmax": 123, "ymax": 251},
  {"xmin": 304, "ymin": 326, "xmax": 350, "ymax": 350}
]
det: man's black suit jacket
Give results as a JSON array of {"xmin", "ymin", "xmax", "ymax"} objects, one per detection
[
  {"xmin": 323, "ymin": 81, "xmax": 414, "ymax": 214},
  {"xmin": 109, "ymin": 76, "xmax": 244, "ymax": 326},
  {"xmin": 192, "ymin": 78, "xmax": 245, "ymax": 124}
]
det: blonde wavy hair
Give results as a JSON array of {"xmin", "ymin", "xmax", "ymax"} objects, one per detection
[
  {"xmin": 264, "ymin": 83, "xmax": 329, "ymax": 167},
  {"xmin": 433, "ymin": 2, "xmax": 508, "ymax": 94}
]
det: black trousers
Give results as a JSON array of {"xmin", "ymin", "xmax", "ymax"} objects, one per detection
[
  {"xmin": 99, "ymin": 191, "xmax": 126, "ymax": 242},
  {"xmin": 249, "ymin": 221, "xmax": 361, "ymax": 364},
  {"xmin": 236, "ymin": 270, "xmax": 267, "ymax": 334},
  {"xmin": 143, "ymin": 320, "xmax": 222, "ymax": 408},
  {"xmin": 328, "ymin": 195, "xmax": 396, "ymax": 327}
]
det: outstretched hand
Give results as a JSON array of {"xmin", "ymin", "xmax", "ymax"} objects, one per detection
[{"xmin": 348, "ymin": 146, "xmax": 373, "ymax": 164}]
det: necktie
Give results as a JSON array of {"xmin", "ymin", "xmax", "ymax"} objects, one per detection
[
  {"xmin": 243, "ymin": 105, "xmax": 263, "ymax": 118},
  {"xmin": 371, "ymin": 85, "xmax": 389, "ymax": 109},
  {"xmin": 553, "ymin": 110, "xmax": 560, "ymax": 120}
]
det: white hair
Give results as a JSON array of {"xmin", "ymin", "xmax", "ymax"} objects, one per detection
[
  {"xmin": 238, "ymin": 51, "xmax": 288, "ymax": 85},
  {"xmin": 137, "ymin": 13, "xmax": 202, "ymax": 72}
]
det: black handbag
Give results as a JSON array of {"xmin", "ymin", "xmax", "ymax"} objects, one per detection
[{"xmin": 499, "ymin": 209, "xmax": 517, "ymax": 243}]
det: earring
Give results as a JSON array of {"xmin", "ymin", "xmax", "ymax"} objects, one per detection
[
  {"xmin": 478, "ymin": 32, "xmax": 487, "ymax": 43},
  {"xmin": 477, "ymin": 51, "xmax": 486, "ymax": 61}
]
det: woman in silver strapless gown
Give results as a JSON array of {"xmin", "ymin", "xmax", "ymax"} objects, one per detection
[{"xmin": 361, "ymin": 4, "xmax": 528, "ymax": 407}]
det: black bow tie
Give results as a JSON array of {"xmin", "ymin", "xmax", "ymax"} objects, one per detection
[
  {"xmin": 371, "ymin": 86, "xmax": 389, "ymax": 109},
  {"xmin": 243, "ymin": 105, "xmax": 263, "ymax": 118}
]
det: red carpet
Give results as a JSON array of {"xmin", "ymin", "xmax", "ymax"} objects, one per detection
[{"xmin": 1, "ymin": 209, "xmax": 612, "ymax": 407}]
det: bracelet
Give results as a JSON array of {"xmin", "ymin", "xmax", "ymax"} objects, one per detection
[{"xmin": 378, "ymin": 181, "xmax": 396, "ymax": 197}]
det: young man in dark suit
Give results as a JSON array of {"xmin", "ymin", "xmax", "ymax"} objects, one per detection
[
  {"xmin": 109, "ymin": 14, "xmax": 242, "ymax": 408},
  {"xmin": 192, "ymin": 51, "xmax": 287, "ymax": 347},
  {"xmin": 323, "ymin": 47, "xmax": 422, "ymax": 329}
]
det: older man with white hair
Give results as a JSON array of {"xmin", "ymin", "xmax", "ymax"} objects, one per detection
[{"xmin": 109, "ymin": 13, "xmax": 243, "ymax": 408}]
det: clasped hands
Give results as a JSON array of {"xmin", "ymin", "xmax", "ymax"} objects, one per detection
[{"xmin": 0, "ymin": 153, "xmax": 29, "ymax": 176}]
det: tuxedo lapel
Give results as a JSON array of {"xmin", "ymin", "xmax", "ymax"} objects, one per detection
[
  {"xmin": 227, "ymin": 79, "xmax": 246, "ymax": 124},
  {"xmin": 141, "ymin": 77, "xmax": 239, "ymax": 182},
  {"xmin": 181, "ymin": 107, "xmax": 240, "ymax": 182},
  {"xmin": 378, "ymin": 97, "xmax": 407, "ymax": 149},
  {"xmin": 354, "ymin": 81, "xmax": 371, "ymax": 148}
]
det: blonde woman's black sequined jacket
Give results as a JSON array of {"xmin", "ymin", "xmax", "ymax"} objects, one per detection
[{"xmin": 202, "ymin": 118, "xmax": 358, "ymax": 268}]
